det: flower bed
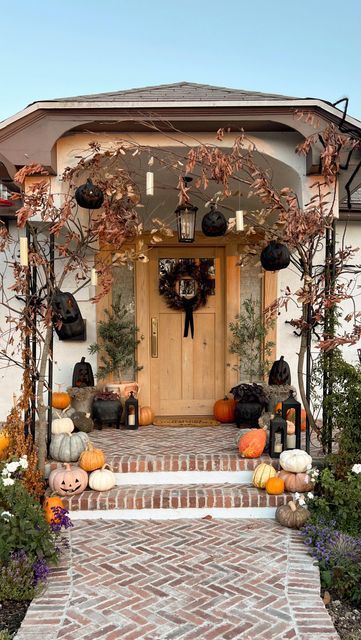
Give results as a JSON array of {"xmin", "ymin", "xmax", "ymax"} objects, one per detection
[{"xmin": 0, "ymin": 455, "xmax": 72, "ymax": 637}]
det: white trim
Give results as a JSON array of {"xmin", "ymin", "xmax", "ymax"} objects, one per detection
[
  {"xmin": 70, "ymin": 506, "xmax": 277, "ymax": 520},
  {"xmin": 114, "ymin": 470, "xmax": 253, "ymax": 485},
  {"xmin": 2, "ymin": 98, "xmax": 361, "ymax": 131}
]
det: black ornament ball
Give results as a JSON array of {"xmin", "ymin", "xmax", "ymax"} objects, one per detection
[
  {"xmin": 75, "ymin": 178, "xmax": 104, "ymax": 210},
  {"xmin": 260, "ymin": 241, "xmax": 290, "ymax": 271},
  {"xmin": 201, "ymin": 206, "xmax": 227, "ymax": 237}
]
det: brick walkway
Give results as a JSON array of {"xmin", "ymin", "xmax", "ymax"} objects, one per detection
[{"xmin": 16, "ymin": 519, "xmax": 339, "ymax": 640}]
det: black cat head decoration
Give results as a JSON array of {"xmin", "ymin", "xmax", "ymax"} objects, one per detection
[
  {"xmin": 260, "ymin": 241, "xmax": 290, "ymax": 271},
  {"xmin": 75, "ymin": 179, "xmax": 104, "ymax": 210},
  {"xmin": 52, "ymin": 290, "xmax": 86, "ymax": 341},
  {"xmin": 201, "ymin": 204, "xmax": 227, "ymax": 237},
  {"xmin": 72, "ymin": 357, "xmax": 94, "ymax": 388},
  {"xmin": 268, "ymin": 355, "xmax": 291, "ymax": 386}
]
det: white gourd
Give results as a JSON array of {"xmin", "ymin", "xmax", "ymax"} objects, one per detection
[
  {"xmin": 88, "ymin": 464, "xmax": 116, "ymax": 491},
  {"xmin": 280, "ymin": 449, "xmax": 312, "ymax": 473},
  {"xmin": 51, "ymin": 415, "xmax": 74, "ymax": 434},
  {"xmin": 49, "ymin": 432, "xmax": 89, "ymax": 462},
  {"xmin": 252, "ymin": 462, "xmax": 277, "ymax": 489}
]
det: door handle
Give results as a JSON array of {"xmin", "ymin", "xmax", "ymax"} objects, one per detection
[{"xmin": 151, "ymin": 317, "xmax": 158, "ymax": 358}]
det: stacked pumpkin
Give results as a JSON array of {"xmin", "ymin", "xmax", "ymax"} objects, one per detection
[{"xmin": 49, "ymin": 408, "xmax": 116, "ymax": 497}]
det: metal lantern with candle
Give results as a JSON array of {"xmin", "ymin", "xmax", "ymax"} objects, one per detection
[
  {"xmin": 175, "ymin": 177, "xmax": 198, "ymax": 243},
  {"xmin": 269, "ymin": 412, "xmax": 287, "ymax": 458},
  {"xmin": 124, "ymin": 391, "xmax": 139, "ymax": 430},
  {"xmin": 282, "ymin": 392, "xmax": 302, "ymax": 450}
]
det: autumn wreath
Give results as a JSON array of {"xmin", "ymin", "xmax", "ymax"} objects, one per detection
[{"xmin": 159, "ymin": 261, "xmax": 212, "ymax": 338}]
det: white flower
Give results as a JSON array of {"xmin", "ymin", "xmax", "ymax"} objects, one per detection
[
  {"xmin": 1, "ymin": 511, "xmax": 13, "ymax": 519},
  {"xmin": 308, "ymin": 467, "xmax": 320, "ymax": 481},
  {"xmin": 19, "ymin": 456, "xmax": 28, "ymax": 470},
  {"xmin": 2, "ymin": 477, "xmax": 15, "ymax": 486},
  {"xmin": 1, "ymin": 468, "xmax": 9, "ymax": 477},
  {"xmin": 298, "ymin": 496, "xmax": 306, "ymax": 506},
  {"xmin": 351, "ymin": 464, "xmax": 361, "ymax": 475},
  {"xmin": 5, "ymin": 461, "xmax": 20, "ymax": 474},
  {"xmin": 294, "ymin": 492, "xmax": 301, "ymax": 501},
  {"xmin": 307, "ymin": 492, "xmax": 314, "ymax": 500}
]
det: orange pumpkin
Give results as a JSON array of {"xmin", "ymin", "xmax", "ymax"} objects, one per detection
[
  {"xmin": 43, "ymin": 495, "xmax": 65, "ymax": 524},
  {"xmin": 274, "ymin": 402, "xmax": 295, "ymax": 423},
  {"xmin": 213, "ymin": 397, "xmax": 236, "ymax": 423},
  {"xmin": 52, "ymin": 391, "xmax": 71, "ymax": 410},
  {"xmin": 79, "ymin": 442, "xmax": 106, "ymax": 472},
  {"xmin": 139, "ymin": 406, "xmax": 154, "ymax": 426},
  {"xmin": 301, "ymin": 409, "xmax": 307, "ymax": 432},
  {"xmin": 0, "ymin": 431, "xmax": 10, "ymax": 460},
  {"xmin": 265, "ymin": 476, "xmax": 285, "ymax": 495},
  {"xmin": 238, "ymin": 427, "xmax": 267, "ymax": 458}
]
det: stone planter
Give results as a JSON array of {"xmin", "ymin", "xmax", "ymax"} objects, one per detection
[
  {"xmin": 92, "ymin": 399, "xmax": 122, "ymax": 430},
  {"xmin": 67, "ymin": 387, "xmax": 96, "ymax": 414}
]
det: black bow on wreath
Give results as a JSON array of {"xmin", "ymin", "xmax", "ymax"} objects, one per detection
[{"xmin": 159, "ymin": 262, "xmax": 212, "ymax": 339}]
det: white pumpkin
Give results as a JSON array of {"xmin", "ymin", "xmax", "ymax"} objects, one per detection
[
  {"xmin": 51, "ymin": 415, "xmax": 74, "ymax": 435},
  {"xmin": 49, "ymin": 432, "xmax": 89, "ymax": 462},
  {"xmin": 280, "ymin": 449, "xmax": 312, "ymax": 474},
  {"xmin": 88, "ymin": 464, "xmax": 116, "ymax": 491}
]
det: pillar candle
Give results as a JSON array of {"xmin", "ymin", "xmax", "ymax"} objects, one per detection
[
  {"xmin": 128, "ymin": 414, "xmax": 136, "ymax": 426},
  {"xmin": 146, "ymin": 172, "xmax": 154, "ymax": 196},
  {"xmin": 236, "ymin": 210, "xmax": 244, "ymax": 231},
  {"xmin": 19, "ymin": 237, "xmax": 28, "ymax": 267},
  {"xmin": 91, "ymin": 268, "xmax": 98, "ymax": 286},
  {"xmin": 287, "ymin": 434, "xmax": 296, "ymax": 449}
]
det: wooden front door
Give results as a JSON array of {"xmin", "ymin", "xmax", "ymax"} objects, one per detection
[{"xmin": 148, "ymin": 247, "xmax": 225, "ymax": 416}]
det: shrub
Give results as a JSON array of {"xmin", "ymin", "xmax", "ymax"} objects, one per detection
[
  {"xmin": 0, "ymin": 551, "xmax": 48, "ymax": 601},
  {"xmin": 305, "ymin": 466, "xmax": 361, "ymax": 536},
  {"xmin": 301, "ymin": 519, "xmax": 361, "ymax": 605}
]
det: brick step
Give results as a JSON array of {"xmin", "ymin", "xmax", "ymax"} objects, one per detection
[
  {"xmin": 61, "ymin": 483, "xmax": 292, "ymax": 521},
  {"xmin": 46, "ymin": 453, "xmax": 280, "ymax": 477}
]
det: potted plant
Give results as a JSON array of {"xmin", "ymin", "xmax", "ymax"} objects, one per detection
[
  {"xmin": 88, "ymin": 293, "xmax": 143, "ymax": 397},
  {"xmin": 230, "ymin": 383, "xmax": 269, "ymax": 428},
  {"xmin": 91, "ymin": 390, "xmax": 122, "ymax": 430}
]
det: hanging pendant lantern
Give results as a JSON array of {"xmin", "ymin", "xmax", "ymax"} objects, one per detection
[
  {"xmin": 261, "ymin": 240, "xmax": 290, "ymax": 271},
  {"xmin": 175, "ymin": 176, "xmax": 197, "ymax": 243},
  {"xmin": 75, "ymin": 179, "xmax": 104, "ymax": 210},
  {"xmin": 201, "ymin": 204, "xmax": 227, "ymax": 237}
]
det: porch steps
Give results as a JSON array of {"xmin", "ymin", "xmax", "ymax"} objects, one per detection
[{"xmin": 61, "ymin": 482, "xmax": 292, "ymax": 520}]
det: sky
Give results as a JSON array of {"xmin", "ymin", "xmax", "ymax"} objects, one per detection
[{"xmin": 1, "ymin": 0, "xmax": 361, "ymax": 122}]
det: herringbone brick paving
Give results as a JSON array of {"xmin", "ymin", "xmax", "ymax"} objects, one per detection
[{"xmin": 16, "ymin": 519, "xmax": 339, "ymax": 640}]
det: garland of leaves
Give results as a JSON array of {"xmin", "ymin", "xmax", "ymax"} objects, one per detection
[{"xmin": 159, "ymin": 262, "xmax": 212, "ymax": 338}]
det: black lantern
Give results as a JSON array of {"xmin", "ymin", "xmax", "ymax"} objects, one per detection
[
  {"xmin": 282, "ymin": 392, "xmax": 302, "ymax": 450},
  {"xmin": 269, "ymin": 412, "xmax": 287, "ymax": 458},
  {"xmin": 175, "ymin": 203, "xmax": 198, "ymax": 243},
  {"xmin": 260, "ymin": 241, "xmax": 290, "ymax": 271},
  {"xmin": 124, "ymin": 391, "xmax": 139, "ymax": 430},
  {"xmin": 201, "ymin": 204, "xmax": 227, "ymax": 237}
]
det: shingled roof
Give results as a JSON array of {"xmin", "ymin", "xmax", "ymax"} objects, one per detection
[{"xmin": 44, "ymin": 81, "xmax": 300, "ymax": 104}]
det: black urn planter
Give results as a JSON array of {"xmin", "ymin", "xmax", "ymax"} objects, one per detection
[
  {"xmin": 92, "ymin": 399, "xmax": 122, "ymax": 430},
  {"xmin": 234, "ymin": 401, "xmax": 264, "ymax": 428}
]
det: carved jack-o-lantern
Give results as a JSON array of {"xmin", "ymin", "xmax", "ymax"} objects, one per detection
[
  {"xmin": 75, "ymin": 179, "xmax": 104, "ymax": 209},
  {"xmin": 260, "ymin": 241, "xmax": 290, "ymax": 271},
  {"xmin": 72, "ymin": 357, "xmax": 94, "ymax": 388},
  {"xmin": 201, "ymin": 204, "xmax": 227, "ymax": 237},
  {"xmin": 48, "ymin": 463, "xmax": 88, "ymax": 496}
]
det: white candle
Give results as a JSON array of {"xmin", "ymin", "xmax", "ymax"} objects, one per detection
[
  {"xmin": 128, "ymin": 414, "xmax": 136, "ymax": 426},
  {"xmin": 274, "ymin": 433, "xmax": 283, "ymax": 453},
  {"xmin": 274, "ymin": 443, "xmax": 283, "ymax": 453},
  {"xmin": 236, "ymin": 210, "xmax": 244, "ymax": 231},
  {"xmin": 146, "ymin": 172, "xmax": 154, "ymax": 196},
  {"xmin": 91, "ymin": 268, "xmax": 98, "ymax": 286},
  {"xmin": 287, "ymin": 434, "xmax": 296, "ymax": 449},
  {"xmin": 19, "ymin": 237, "xmax": 28, "ymax": 267}
]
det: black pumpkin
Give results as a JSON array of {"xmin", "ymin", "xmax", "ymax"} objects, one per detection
[
  {"xmin": 260, "ymin": 241, "xmax": 290, "ymax": 271},
  {"xmin": 201, "ymin": 205, "xmax": 227, "ymax": 237},
  {"xmin": 72, "ymin": 356, "xmax": 94, "ymax": 388},
  {"xmin": 268, "ymin": 355, "xmax": 291, "ymax": 386},
  {"xmin": 52, "ymin": 290, "xmax": 85, "ymax": 341},
  {"xmin": 75, "ymin": 179, "xmax": 104, "ymax": 209}
]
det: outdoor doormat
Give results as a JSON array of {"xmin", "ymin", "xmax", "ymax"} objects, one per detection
[{"xmin": 153, "ymin": 416, "xmax": 221, "ymax": 427}]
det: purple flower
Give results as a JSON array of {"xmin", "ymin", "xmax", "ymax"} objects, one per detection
[
  {"xmin": 32, "ymin": 558, "xmax": 49, "ymax": 585},
  {"xmin": 49, "ymin": 506, "xmax": 73, "ymax": 532}
]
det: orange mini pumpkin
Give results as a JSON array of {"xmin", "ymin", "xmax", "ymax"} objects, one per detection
[
  {"xmin": 79, "ymin": 442, "xmax": 106, "ymax": 472},
  {"xmin": 139, "ymin": 406, "xmax": 154, "ymax": 426},
  {"xmin": 265, "ymin": 476, "xmax": 285, "ymax": 495},
  {"xmin": 52, "ymin": 391, "xmax": 71, "ymax": 410},
  {"xmin": 43, "ymin": 495, "xmax": 65, "ymax": 524},
  {"xmin": 238, "ymin": 427, "xmax": 267, "ymax": 458},
  {"xmin": 213, "ymin": 397, "xmax": 236, "ymax": 423}
]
